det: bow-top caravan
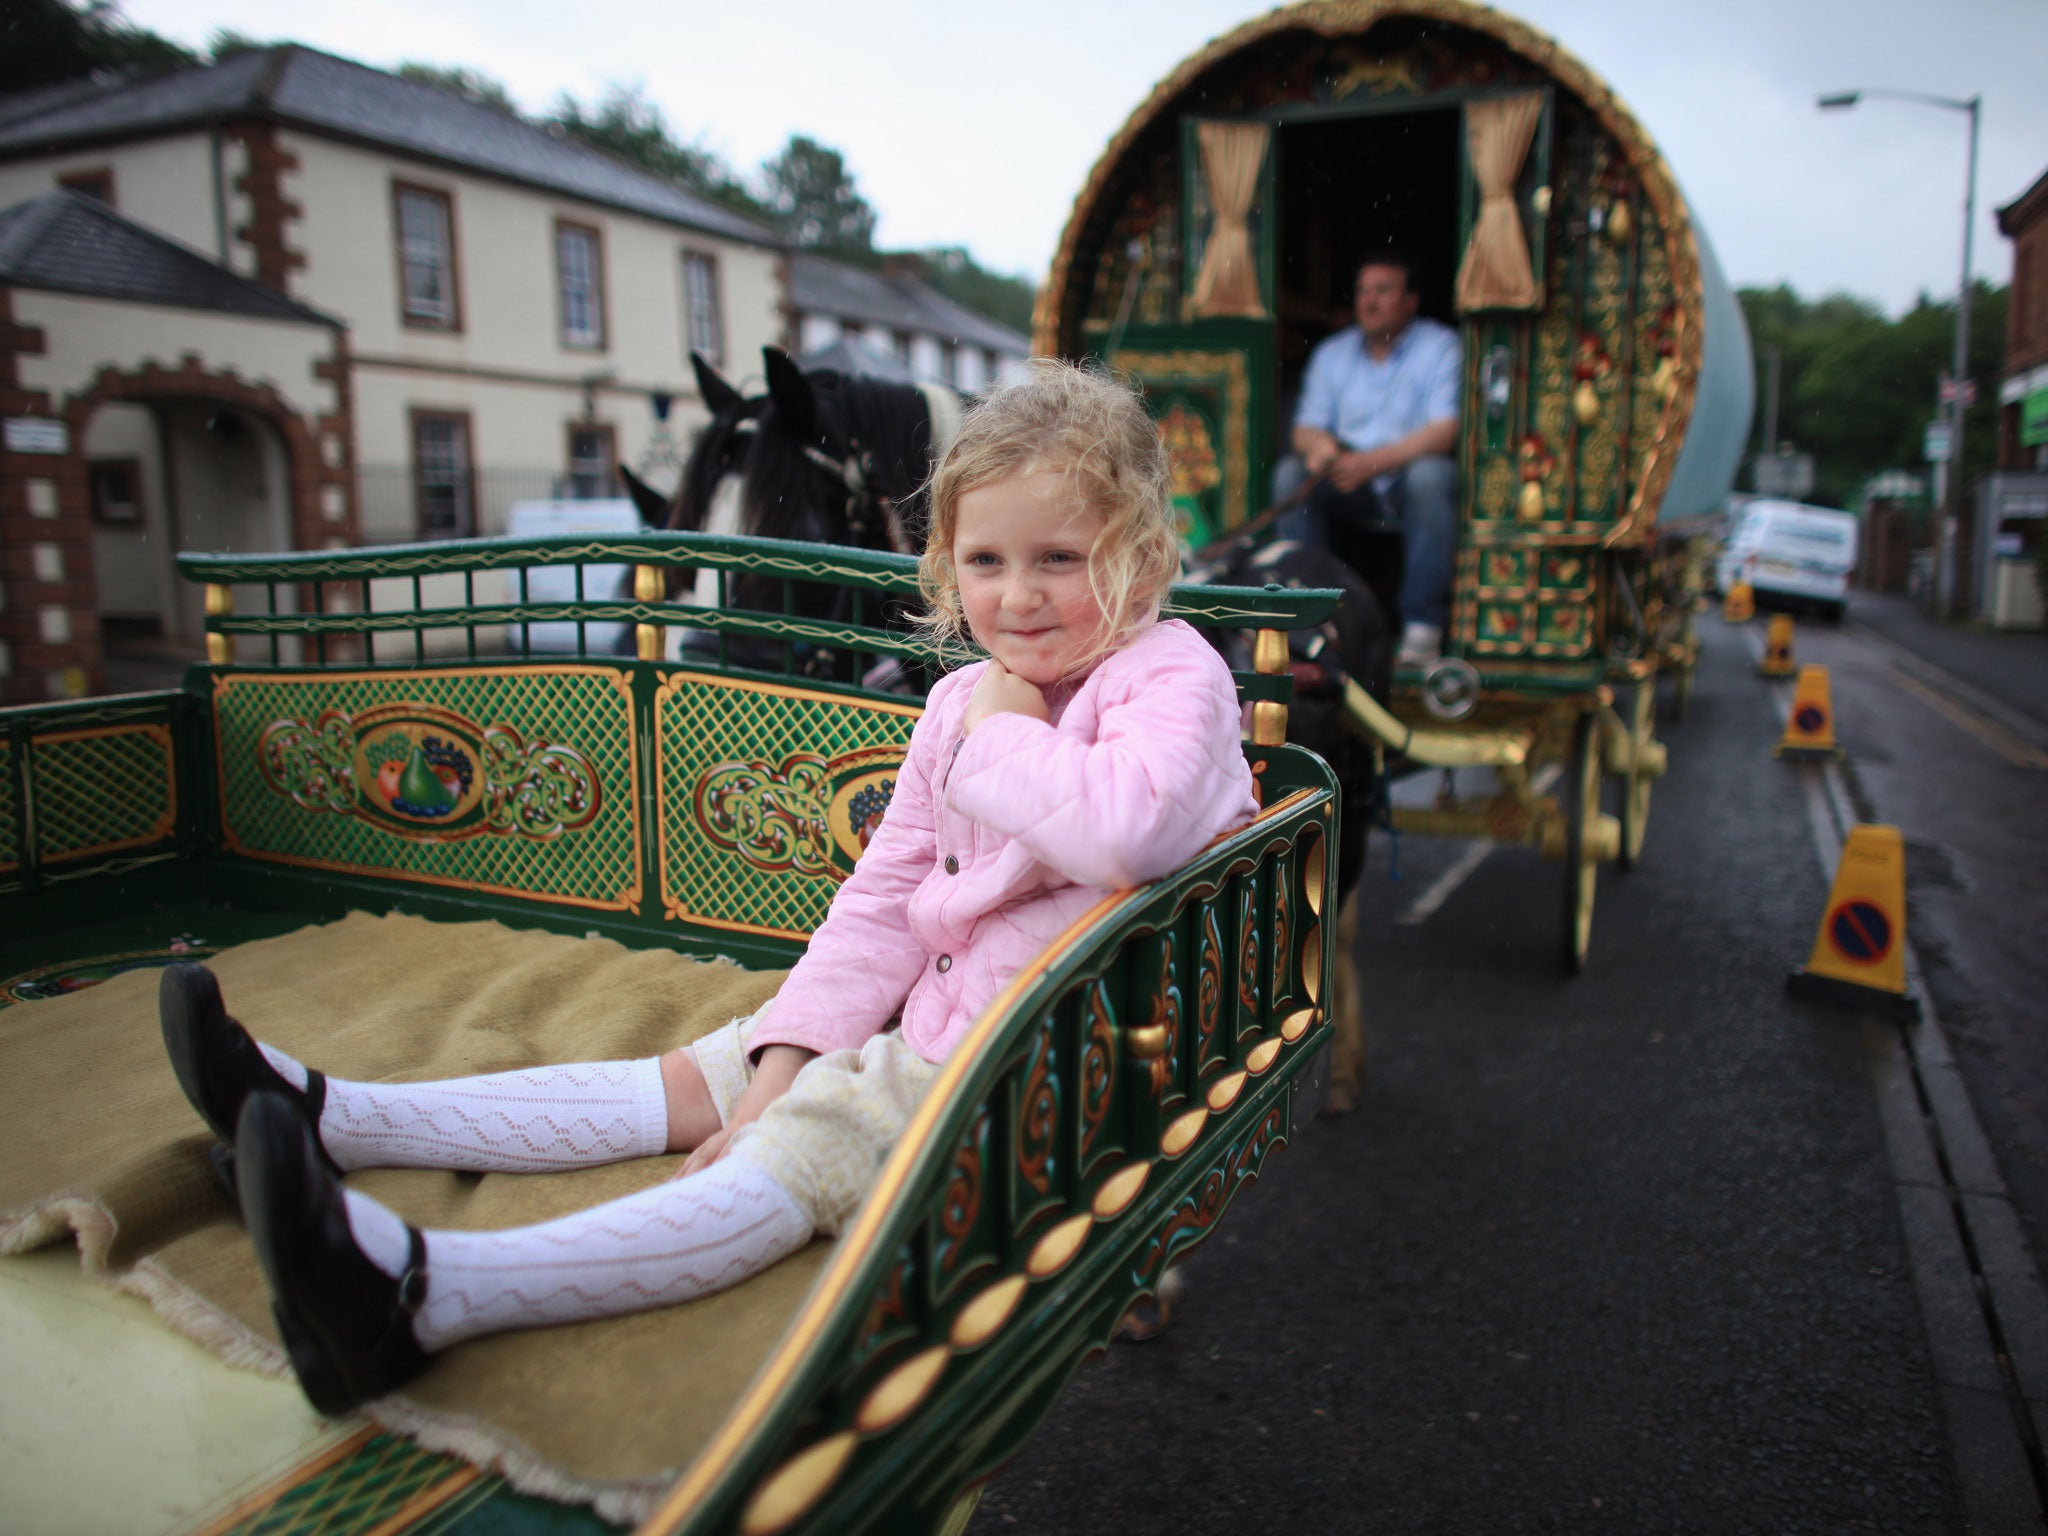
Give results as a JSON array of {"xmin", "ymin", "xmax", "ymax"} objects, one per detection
[{"xmin": 1040, "ymin": 0, "xmax": 1754, "ymax": 968}]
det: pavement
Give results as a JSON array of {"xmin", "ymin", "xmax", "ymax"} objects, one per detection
[
  {"xmin": 1843, "ymin": 592, "xmax": 2048, "ymax": 731},
  {"xmin": 973, "ymin": 607, "xmax": 2048, "ymax": 1536}
]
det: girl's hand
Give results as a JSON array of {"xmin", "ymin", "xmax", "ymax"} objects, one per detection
[
  {"xmin": 671, "ymin": 1043, "xmax": 814, "ymax": 1179},
  {"xmin": 678, "ymin": 1125, "xmax": 733, "ymax": 1177},
  {"xmin": 963, "ymin": 659, "xmax": 1049, "ymax": 734}
]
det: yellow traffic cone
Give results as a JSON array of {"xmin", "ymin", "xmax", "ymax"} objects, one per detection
[
  {"xmin": 1774, "ymin": 664, "xmax": 1842, "ymax": 761},
  {"xmin": 1759, "ymin": 613, "xmax": 1796, "ymax": 677},
  {"xmin": 1722, "ymin": 579, "xmax": 1755, "ymax": 622},
  {"xmin": 1787, "ymin": 823, "xmax": 1919, "ymax": 1019}
]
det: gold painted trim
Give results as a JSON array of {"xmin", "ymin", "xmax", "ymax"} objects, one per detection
[
  {"xmin": 28, "ymin": 721, "xmax": 178, "ymax": 861},
  {"xmin": 1301, "ymin": 921, "xmax": 1324, "ymax": 1003},
  {"xmin": 1205, "ymin": 1068, "xmax": 1249, "ymax": 1112},
  {"xmin": 654, "ymin": 668, "xmax": 923, "ymax": 938},
  {"xmin": 950, "ymin": 1273, "xmax": 1030, "ymax": 1352},
  {"xmin": 356, "ymin": 1466, "xmax": 483, "ymax": 1536},
  {"xmin": 1038, "ymin": 0, "xmax": 1706, "ymax": 535},
  {"xmin": 642, "ymin": 794, "xmax": 1324, "ymax": 1534},
  {"xmin": 183, "ymin": 1426, "xmax": 378, "ymax": 1536},
  {"xmin": 1028, "ymin": 1211, "xmax": 1097, "ymax": 1278},
  {"xmin": 1090, "ymin": 1162, "xmax": 1150, "ymax": 1221},
  {"xmin": 210, "ymin": 666, "xmax": 644, "ymax": 913},
  {"xmin": 1162, "ymin": 1106, "xmax": 1209, "ymax": 1157},
  {"xmin": 737, "ymin": 1430, "xmax": 859, "ymax": 1536},
  {"xmin": 1302, "ymin": 829, "xmax": 1326, "ymax": 917},
  {"xmin": 1245, "ymin": 1036, "xmax": 1283, "ymax": 1074},
  {"xmin": 853, "ymin": 1345, "xmax": 951, "ymax": 1435},
  {"xmin": 1280, "ymin": 1006, "xmax": 1319, "ymax": 1043}
]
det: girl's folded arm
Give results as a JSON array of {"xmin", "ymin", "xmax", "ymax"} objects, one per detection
[{"xmin": 947, "ymin": 655, "xmax": 1248, "ymax": 889}]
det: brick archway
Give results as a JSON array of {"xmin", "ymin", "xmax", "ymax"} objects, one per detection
[
  {"xmin": 65, "ymin": 353, "xmax": 352, "ymax": 557},
  {"xmin": 0, "ymin": 302, "xmax": 356, "ymax": 703}
]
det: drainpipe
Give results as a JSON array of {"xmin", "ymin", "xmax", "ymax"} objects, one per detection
[{"xmin": 209, "ymin": 120, "xmax": 228, "ymax": 262}]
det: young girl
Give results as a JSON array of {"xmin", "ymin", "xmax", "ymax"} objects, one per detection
[{"xmin": 162, "ymin": 359, "xmax": 1259, "ymax": 1414}]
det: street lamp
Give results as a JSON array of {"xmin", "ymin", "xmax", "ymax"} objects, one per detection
[{"xmin": 1818, "ymin": 87, "xmax": 1981, "ymax": 618}]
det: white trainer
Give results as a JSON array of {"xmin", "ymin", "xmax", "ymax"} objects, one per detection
[{"xmin": 1395, "ymin": 622, "xmax": 1442, "ymax": 668}]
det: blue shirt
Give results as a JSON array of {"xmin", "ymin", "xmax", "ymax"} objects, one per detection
[{"xmin": 1293, "ymin": 318, "xmax": 1462, "ymax": 492}]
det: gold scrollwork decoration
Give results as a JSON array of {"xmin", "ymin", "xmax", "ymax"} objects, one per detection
[
  {"xmin": 258, "ymin": 710, "xmax": 360, "ymax": 813},
  {"xmin": 1080, "ymin": 980, "xmax": 1117, "ymax": 1161},
  {"xmin": 1017, "ymin": 1026, "xmax": 1058, "ymax": 1197},
  {"xmin": 695, "ymin": 753, "xmax": 835, "ymax": 877},
  {"xmin": 1236, "ymin": 880, "xmax": 1260, "ymax": 1017},
  {"xmin": 479, "ymin": 725, "xmax": 602, "ymax": 839},
  {"xmin": 1147, "ymin": 938, "xmax": 1183, "ymax": 1098},
  {"xmin": 1197, "ymin": 903, "xmax": 1224, "ymax": 1059},
  {"xmin": 938, "ymin": 1110, "xmax": 987, "ymax": 1275}
]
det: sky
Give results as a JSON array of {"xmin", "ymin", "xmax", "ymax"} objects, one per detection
[{"xmin": 127, "ymin": 0, "xmax": 2048, "ymax": 318}]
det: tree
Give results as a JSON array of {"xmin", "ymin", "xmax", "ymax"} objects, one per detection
[
  {"xmin": 913, "ymin": 245, "xmax": 1037, "ymax": 335},
  {"xmin": 1, "ymin": 0, "xmax": 195, "ymax": 92},
  {"xmin": 396, "ymin": 62, "xmax": 517, "ymax": 115},
  {"xmin": 760, "ymin": 135, "xmax": 877, "ymax": 256},
  {"xmin": 546, "ymin": 82, "xmax": 767, "ymax": 222},
  {"xmin": 1737, "ymin": 280, "xmax": 2008, "ymax": 510}
]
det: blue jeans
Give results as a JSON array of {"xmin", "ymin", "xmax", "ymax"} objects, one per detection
[{"xmin": 1274, "ymin": 454, "xmax": 1458, "ymax": 630}]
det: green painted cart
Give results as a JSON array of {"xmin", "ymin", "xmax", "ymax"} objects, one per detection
[
  {"xmin": 1039, "ymin": 0, "xmax": 1753, "ymax": 969},
  {"xmin": 1, "ymin": 531, "xmax": 1342, "ymax": 1535}
]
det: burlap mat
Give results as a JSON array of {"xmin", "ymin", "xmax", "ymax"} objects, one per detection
[{"xmin": 0, "ymin": 911, "xmax": 832, "ymax": 1525}]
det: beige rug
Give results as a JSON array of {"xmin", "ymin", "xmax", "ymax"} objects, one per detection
[{"xmin": 0, "ymin": 911, "xmax": 832, "ymax": 1525}]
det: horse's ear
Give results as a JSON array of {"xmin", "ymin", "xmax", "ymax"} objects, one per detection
[
  {"xmin": 691, "ymin": 352, "xmax": 743, "ymax": 417},
  {"xmin": 763, "ymin": 347, "xmax": 818, "ymax": 442},
  {"xmin": 617, "ymin": 463, "xmax": 672, "ymax": 527}
]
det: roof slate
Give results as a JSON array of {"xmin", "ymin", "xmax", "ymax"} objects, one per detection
[
  {"xmin": 0, "ymin": 48, "xmax": 777, "ymax": 248},
  {"xmin": 0, "ymin": 188, "xmax": 337, "ymax": 324},
  {"xmin": 788, "ymin": 252, "xmax": 1029, "ymax": 356}
]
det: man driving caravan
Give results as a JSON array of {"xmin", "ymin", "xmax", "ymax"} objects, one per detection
[{"xmin": 1280, "ymin": 250, "xmax": 1460, "ymax": 667}]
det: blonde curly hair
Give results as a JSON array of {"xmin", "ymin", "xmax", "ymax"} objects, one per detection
[{"xmin": 915, "ymin": 358, "xmax": 1179, "ymax": 671}]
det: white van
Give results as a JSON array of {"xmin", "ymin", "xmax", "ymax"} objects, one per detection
[{"xmin": 1715, "ymin": 500, "xmax": 1859, "ymax": 621}]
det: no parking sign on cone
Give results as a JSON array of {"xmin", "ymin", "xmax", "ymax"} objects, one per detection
[
  {"xmin": 1774, "ymin": 665, "xmax": 1843, "ymax": 761},
  {"xmin": 1787, "ymin": 823, "xmax": 1919, "ymax": 1019}
]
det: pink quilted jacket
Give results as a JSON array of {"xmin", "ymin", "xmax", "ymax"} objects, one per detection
[{"xmin": 748, "ymin": 618, "xmax": 1258, "ymax": 1065}]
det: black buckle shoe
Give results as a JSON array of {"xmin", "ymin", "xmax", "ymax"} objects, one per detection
[
  {"xmin": 236, "ymin": 1091, "xmax": 431, "ymax": 1414},
  {"xmin": 160, "ymin": 965, "xmax": 335, "ymax": 1197}
]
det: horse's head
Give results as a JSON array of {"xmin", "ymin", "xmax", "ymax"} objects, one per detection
[{"xmin": 753, "ymin": 346, "xmax": 946, "ymax": 555}]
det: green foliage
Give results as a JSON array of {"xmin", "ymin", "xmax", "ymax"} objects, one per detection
[
  {"xmin": 1739, "ymin": 279, "xmax": 2010, "ymax": 509},
  {"xmin": 544, "ymin": 82, "xmax": 769, "ymax": 223},
  {"xmin": 0, "ymin": 0, "xmax": 196, "ymax": 91},
  {"xmin": 206, "ymin": 27, "xmax": 274, "ymax": 61},
  {"xmin": 761, "ymin": 135, "xmax": 877, "ymax": 255},
  {"xmin": 914, "ymin": 246, "xmax": 1038, "ymax": 335},
  {"xmin": 396, "ymin": 62, "xmax": 517, "ymax": 115}
]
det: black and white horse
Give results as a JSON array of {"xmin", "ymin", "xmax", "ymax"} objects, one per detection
[
  {"xmin": 629, "ymin": 347, "xmax": 1389, "ymax": 1109},
  {"xmin": 622, "ymin": 349, "xmax": 959, "ymax": 680}
]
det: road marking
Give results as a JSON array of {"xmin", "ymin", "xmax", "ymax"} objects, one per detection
[
  {"xmin": 1888, "ymin": 666, "xmax": 2048, "ymax": 770},
  {"xmin": 1396, "ymin": 764, "xmax": 1560, "ymax": 925},
  {"xmin": 1848, "ymin": 620, "xmax": 2048, "ymax": 754}
]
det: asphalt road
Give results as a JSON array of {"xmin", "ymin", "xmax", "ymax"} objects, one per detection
[{"xmin": 972, "ymin": 608, "xmax": 2048, "ymax": 1536}]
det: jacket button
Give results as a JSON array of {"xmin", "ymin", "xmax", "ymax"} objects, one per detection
[
  {"xmin": 944, "ymin": 854, "xmax": 959, "ymax": 875},
  {"xmin": 936, "ymin": 954, "xmax": 952, "ymax": 973}
]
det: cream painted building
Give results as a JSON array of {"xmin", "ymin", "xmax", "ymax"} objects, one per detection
[{"xmin": 0, "ymin": 47, "xmax": 787, "ymax": 699}]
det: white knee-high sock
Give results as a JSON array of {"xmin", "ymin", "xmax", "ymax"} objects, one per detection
[
  {"xmin": 257, "ymin": 1043, "xmax": 669, "ymax": 1174},
  {"xmin": 340, "ymin": 1160, "xmax": 812, "ymax": 1352}
]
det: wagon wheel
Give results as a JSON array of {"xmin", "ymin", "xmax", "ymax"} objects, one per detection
[
  {"xmin": 1562, "ymin": 710, "xmax": 1601, "ymax": 973},
  {"xmin": 1618, "ymin": 679, "xmax": 1656, "ymax": 871}
]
